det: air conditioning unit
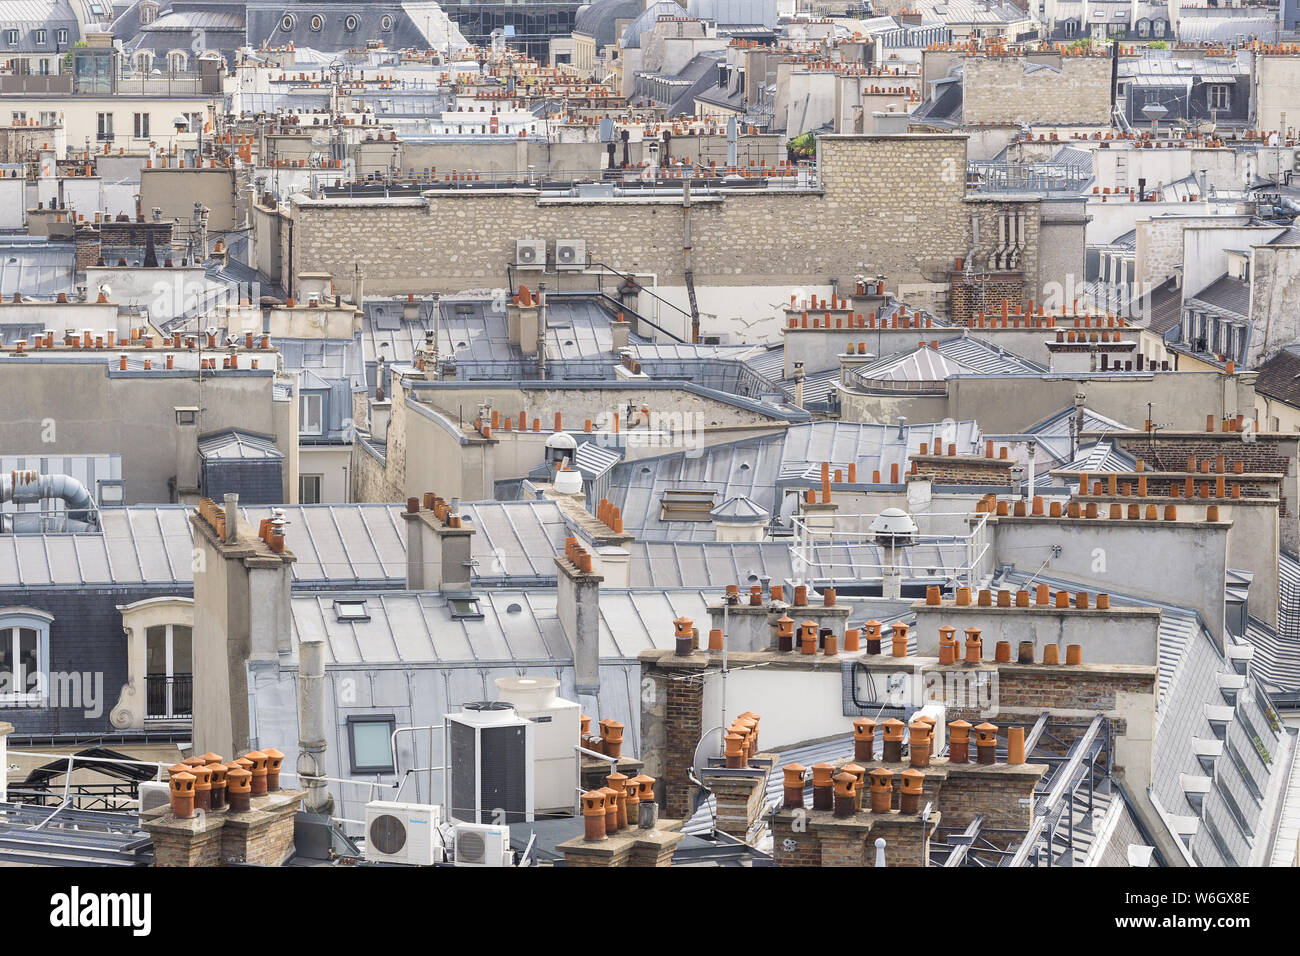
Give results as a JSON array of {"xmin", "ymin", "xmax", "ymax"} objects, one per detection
[
  {"xmin": 363, "ymin": 800, "xmax": 444, "ymax": 866},
  {"xmin": 554, "ymin": 239, "xmax": 587, "ymax": 271},
  {"xmin": 494, "ymin": 676, "xmax": 580, "ymax": 814},
  {"xmin": 138, "ymin": 781, "xmax": 171, "ymax": 815},
  {"xmin": 447, "ymin": 701, "xmax": 534, "ymax": 825},
  {"xmin": 515, "ymin": 239, "xmax": 546, "ymax": 270},
  {"xmin": 452, "ymin": 822, "xmax": 513, "ymax": 867}
]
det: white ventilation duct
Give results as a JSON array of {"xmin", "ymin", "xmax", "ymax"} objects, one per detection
[{"xmin": 0, "ymin": 471, "xmax": 98, "ymax": 530}]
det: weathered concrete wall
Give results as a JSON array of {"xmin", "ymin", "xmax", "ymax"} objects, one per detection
[
  {"xmin": 0, "ymin": 361, "xmax": 290, "ymax": 504},
  {"xmin": 963, "ymin": 55, "xmax": 1112, "ymax": 126},
  {"xmin": 944, "ymin": 369, "xmax": 1255, "ymax": 433},
  {"xmin": 912, "ymin": 601, "xmax": 1163, "ymax": 667},
  {"xmin": 990, "ymin": 514, "xmax": 1230, "ymax": 644},
  {"xmin": 1253, "ymin": 54, "xmax": 1300, "ymax": 135}
]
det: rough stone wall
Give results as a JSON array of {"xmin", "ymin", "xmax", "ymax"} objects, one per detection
[
  {"xmin": 963, "ymin": 56, "xmax": 1113, "ymax": 126},
  {"xmin": 1135, "ymin": 216, "xmax": 1223, "ymax": 290},
  {"xmin": 1249, "ymin": 245, "xmax": 1300, "ymax": 366},
  {"xmin": 287, "ymin": 136, "xmax": 1039, "ymax": 306}
]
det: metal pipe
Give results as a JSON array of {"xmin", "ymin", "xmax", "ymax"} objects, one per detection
[
  {"xmin": 0, "ymin": 471, "xmax": 97, "ymax": 526},
  {"xmin": 297, "ymin": 637, "xmax": 333, "ymax": 814}
]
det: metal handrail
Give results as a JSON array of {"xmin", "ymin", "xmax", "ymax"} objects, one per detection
[{"xmin": 573, "ymin": 743, "xmax": 618, "ymax": 816}]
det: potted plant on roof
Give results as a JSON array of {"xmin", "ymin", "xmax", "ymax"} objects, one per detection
[{"xmin": 787, "ymin": 131, "xmax": 816, "ymax": 164}]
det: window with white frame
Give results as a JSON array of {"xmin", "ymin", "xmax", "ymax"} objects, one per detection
[
  {"xmin": 96, "ymin": 111, "xmax": 113, "ymax": 141},
  {"xmin": 0, "ymin": 612, "xmax": 51, "ymax": 703},
  {"xmin": 1208, "ymin": 84, "xmax": 1230, "ymax": 111},
  {"xmin": 133, "ymin": 112, "xmax": 150, "ymax": 139},
  {"xmin": 145, "ymin": 623, "xmax": 192, "ymax": 718},
  {"xmin": 300, "ymin": 392, "xmax": 324, "ymax": 435},
  {"xmin": 6, "ymin": 30, "xmax": 18, "ymax": 45},
  {"xmin": 34, "ymin": 29, "xmax": 46, "ymax": 45},
  {"xmin": 38, "ymin": 110, "xmax": 56, "ymax": 126},
  {"xmin": 56, "ymin": 29, "xmax": 68, "ymax": 44}
]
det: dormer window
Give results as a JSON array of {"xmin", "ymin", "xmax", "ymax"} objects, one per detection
[
  {"xmin": 0, "ymin": 610, "xmax": 53, "ymax": 705},
  {"xmin": 139, "ymin": 2, "xmax": 158, "ymax": 25}
]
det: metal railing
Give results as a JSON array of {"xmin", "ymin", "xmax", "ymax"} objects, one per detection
[
  {"xmin": 788, "ymin": 510, "xmax": 993, "ymax": 587},
  {"xmin": 145, "ymin": 674, "xmax": 192, "ymax": 720},
  {"xmin": 967, "ymin": 161, "xmax": 1093, "ymax": 195}
]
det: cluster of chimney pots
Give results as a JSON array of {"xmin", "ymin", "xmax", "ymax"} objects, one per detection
[
  {"xmin": 579, "ymin": 714, "xmax": 624, "ymax": 760},
  {"xmin": 581, "ymin": 772, "xmax": 658, "ymax": 841},
  {"xmin": 783, "ymin": 716, "xmax": 1026, "ymax": 819},
  {"xmin": 166, "ymin": 748, "xmax": 285, "ymax": 818}
]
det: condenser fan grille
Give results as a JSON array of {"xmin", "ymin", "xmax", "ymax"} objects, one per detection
[
  {"xmin": 457, "ymin": 830, "xmax": 486, "ymax": 863},
  {"xmin": 369, "ymin": 813, "xmax": 408, "ymax": 856}
]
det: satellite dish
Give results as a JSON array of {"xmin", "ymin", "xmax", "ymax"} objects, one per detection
[{"xmin": 692, "ymin": 726, "xmax": 725, "ymax": 775}]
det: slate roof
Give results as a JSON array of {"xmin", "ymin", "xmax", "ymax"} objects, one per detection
[
  {"xmin": 1253, "ymin": 346, "xmax": 1300, "ymax": 409},
  {"xmin": 1131, "ymin": 275, "xmax": 1184, "ymax": 336},
  {"xmin": 1186, "ymin": 273, "xmax": 1250, "ymax": 319}
]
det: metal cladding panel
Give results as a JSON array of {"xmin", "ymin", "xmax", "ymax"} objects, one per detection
[
  {"xmin": 480, "ymin": 724, "xmax": 530, "ymax": 825},
  {"xmin": 449, "ymin": 720, "xmax": 477, "ymax": 825},
  {"xmin": 448, "ymin": 719, "xmax": 530, "ymax": 824}
]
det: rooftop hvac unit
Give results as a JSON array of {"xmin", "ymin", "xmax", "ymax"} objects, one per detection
[
  {"xmin": 138, "ymin": 781, "xmax": 171, "ymax": 815},
  {"xmin": 363, "ymin": 800, "xmax": 444, "ymax": 866},
  {"xmin": 452, "ymin": 822, "xmax": 513, "ymax": 867},
  {"xmin": 515, "ymin": 239, "xmax": 546, "ymax": 270},
  {"xmin": 554, "ymin": 239, "xmax": 587, "ymax": 271},
  {"xmin": 495, "ymin": 676, "xmax": 581, "ymax": 814},
  {"xmin": 447, "ymin": 701, "xmax": 534, "ymax": 825}
]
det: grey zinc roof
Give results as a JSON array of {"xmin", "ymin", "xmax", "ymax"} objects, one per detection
[
  {"xmin": 0, "ymin": 500, "xmax": 570, "ymax": 589},
  {"xmin": 1021, "ymin": 404, "xmax": 1133, "ymax": 466},
  {"xmin": 1247, "ymin": 551, "xmax": 1300, "ymax": 692},
  {"xmin": 0, "ymin": 238, "xmax": 76, "ymax": 299},
  {"xmin": 606, "ymin": 420, "xmax": 982, "ymax": 541},
  {"xmin": 710, "ymin": 495, "xmax": 768, "ymax": 523},
  {"xmin": 362, "ymin": 293, "xmax": 645, "ymax": 372},
  {"xmin": 851, "ymin": 337, "xmax": 1045, "ymax": 389},
  {"xmin": 197, "ymin": 430, "xmax": 284, "ymax": 461},
  {"xmin": 628, "ymin": 541, "xmax": 795, "ymax": 588},
  {"xmin": 571, "ymin": 440, "xmax": 622, "ymax": 481},
  {"xmin": 286, "ymin": 586, "xmax": 714, "ymax": 667}
]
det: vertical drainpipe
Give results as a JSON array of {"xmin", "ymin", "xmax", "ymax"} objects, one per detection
[
  {"xmin": 297, "ymin": 638, "xmax": 334, "ymax": 815},
  {"xmin": 1027, "ymin": 442, "xmax": 1036, "ymax": 501},
  {"xmin": 537, "ymin": 281, "xmax": 548, "ymax": 380},
  {"xmin": 683, "ymin": 178, "xmax": 699, "ymax": 344}
]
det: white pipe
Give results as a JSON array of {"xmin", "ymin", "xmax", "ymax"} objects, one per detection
[{"xmin": 297, "ymin": 638, "xmax": 333, "ymax": 814}]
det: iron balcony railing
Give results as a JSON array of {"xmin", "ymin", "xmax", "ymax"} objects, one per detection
[{"xmin": 145, "ymin": 674, "xmax": 192, "ymax": 720}]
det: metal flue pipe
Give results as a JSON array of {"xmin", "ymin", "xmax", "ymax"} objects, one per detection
[{"xmin": 297, "ymin": 637, "xmax": 334, "ymax": 814}]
